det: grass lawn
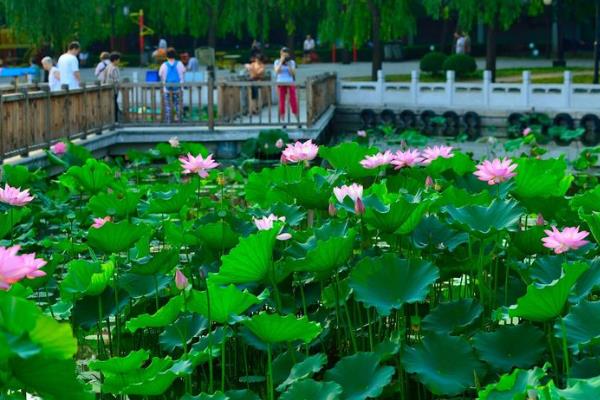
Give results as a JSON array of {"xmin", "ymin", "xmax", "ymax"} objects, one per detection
[{"xmin": 346, "ymin": 66, "xmax": 595, "ymax": 84}]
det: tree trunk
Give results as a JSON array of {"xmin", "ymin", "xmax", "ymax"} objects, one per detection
[
  {"xmin": 440, "ymin": 17, "xmax": 449, "ymax": 53},
  {"xmin": 368, "ymin": 0, "xmax": 382, "ymax": 82},
  {"xmin": 286, "ymin": 31, "xmax": 295, "ymax": 53},
  {"xmin": 485, "ymin": 17, "xmax": 497, "ymax": 83},
  {"xmin": 207, "ymin": 5, "xmax": 217, "ymax": 49}
]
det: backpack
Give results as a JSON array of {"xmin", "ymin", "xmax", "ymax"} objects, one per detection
[{"xmin": 164, "ymin": 61, "xmax": 180, "ymax": 84}]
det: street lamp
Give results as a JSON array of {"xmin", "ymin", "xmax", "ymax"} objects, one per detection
[{"xmin": 543, "ymin": 0, "xmax": 566, "ymax": 67}]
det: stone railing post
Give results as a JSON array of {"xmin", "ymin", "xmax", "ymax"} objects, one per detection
[
  {"xmin": 377, "ymin": 70, "xmax": 385, "ymax": 105},
  {"xmin": 410, "ymin": 70, "xmax": 419, "ymax": 105},
  {"xmin": 522, "ymin": 71, "xmax": 531, "ymax": 108},
  {"xmin": 563, "ymin": 70, "xmax": 572, "ymax": 109},
  {"xmin": 446, "ymin": 70, "xmax": 455, "ymax": 106},
  {"xmin": 483, "ymin": 70, "xmax": 492, "ymax": 108}
]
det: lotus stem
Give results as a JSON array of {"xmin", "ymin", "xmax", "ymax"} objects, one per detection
[
  {"xmin": 366, "ymin": 307, "xmax": 374, "ymax": 351},
  {"xmin": 560, "ymin": 318, "xmax": 570, "ymax": 379},
  {"xmin": 206, "ymin": 284, "xmax": 214, "ymax": 393},
  {"xmin": 221, "ymin": 335, "xmax": 226, "ymax": 392},
  {"xmin": 266, "ymin": 343, "xmax": 274, "ymax": 400}
]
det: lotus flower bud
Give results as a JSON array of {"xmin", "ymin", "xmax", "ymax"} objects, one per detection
[
  {"xmin": 275, "ymin": 138, "xmax": 284, "ymax": 148},
  {"xmin": 328, "ymin": 202, "xmax": 337, "ymax": 216},
  {"xmin": 354, "ymin": 197, "xmax": 365, "ymax": 215},
  {"xmin": 175, "ymin": 268, "xmax": 188, "ymax": 290},
  {"xmin": 536, "ymin": 213, "xmax": 545, "ymax": 226},
  {"xmin": 425, "ymin": 176, "xmax": 434, "ymax": 189}
]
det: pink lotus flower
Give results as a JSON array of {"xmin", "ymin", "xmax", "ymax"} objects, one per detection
[
  {"xmin": 523, "ymin": 127, "xmax": 531, "ymax": 137},
  {"xmin": 92, "ymin": 216, "xmax": 111, "ymax": 229},
  {"xmin": 360, "ymin": 151, "xmax": 394, "ymax": 169},
  {"xmin": 536, "ymin": 213, "xmax": 545, "ymax": 226},
  {"xmin": 281, "ymin": 140, "xmax": 319, "ymax": 163},
  {"xmin": 50, "ymin": 142, "xmax": 67, "ymax": 155},
  {"xmin": 179, "ymin": 153, "xmax": 219, "ymax": 178},
  {"xmin": 175, "ymin": 268, "xmax": 189, "ymax": 290},
  {"xmin": 357, "ymin": 130, "xmax": 367, "ymax": 138},
  {"xmin": 169, "ymin": 137, "xmax": 180, "ymax": 148},
  {"xmin": 391, "ymin": 149, "xmax": 424, "ymax": 169},
  {"xmin": 354, "ymin": 197, "xmax": 365, "ymax": 215},
  {"xmin": 0, "ymin": 184, "xmax": 34, "ymax": 207},
  {"xmin": 333, "ymin": 183, "xmax": 363, "ymax": 203},
  {"xmin": 253, "ymin": 214, "xmax": 291, "ymax": 241},
  {"xmin": 474, "ymin": 158, "xmax": 517, "ymax": 185},
  {"xmin": 542, "ymin": 226, "xmax": 590, "ymax": 254},
  {"xmin": 275, "ymin": 138, "xmax": 284, "ymax": 148},
  {"xmin": 421, "ymin": 146, "xmax": 454, "ymax": 165},
  {"xmin": 0, "ymin": 245, "xmax": 46, "ymax": 290}
]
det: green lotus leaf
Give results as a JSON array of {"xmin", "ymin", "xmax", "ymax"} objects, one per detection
[
  {"xmin": 581, "ymin": 210, "xmax": 600, "ymax": 245},
  {"xmin": 11, "ymin": 356, "xmax": 93, "ymax": 400},
  {"xmin": 187, "ymin": 284, "xmax": 261, "ymax": 324},
  {"xmin": 159, "ymin": 313, "xmax": 208, "ymax": 352},
  {"xmin": 291, "ymin": 229, "xmax": 356, "ymax": 275},
  {"xmin": 284, "ymin": 169, "xmax": 332, "ymax": 209},
  {"xmin": 321, "ymin": 278, "xmax": 352, "ymax": 309},
  {"xmin": 240, "ymin": 312, "xmax": 322, "ymax": 344},
  {"xmin": 126, "ymin": 295, "xmax": 184, "ymax": 333},
  {"xmin": 558, "ymin": 376, "xmax": 600, "ymax": 400},
  {"xmin": 272, "ymin": 350, "xmax": 306, "ymax": 385},
  {"xmin": 373, "ymin": 336, "xmax": 401, "ymax": 362},
  {"xmin": 165, "ymin": 220, "xmax": 201, "ymax": 247},
  {"xmin": 365, "ymin": 195, "xmax": 429, "ymax": 234},
  {"xmin": 433, "ymin": 186, "xmax": 491, "ymax": 210},
  {"xmin": 319, "ymin": 142, "xmax": 378, "ymax": 179},
  {"xmin": 87, "ymin": 220, "xmax": 149, "ymax": 253},
  {"xmin": 513, "ymin": 156, "xmax": 573, "ymax": 198},
  {"xmin": 60, "ymin": 158, "xmax": 114, "ymax": 194},
  {"xmin": 421, "ymin": 299, "xmax": 483, "ymax": 334},
  {"xmin": 269, "ymin": 203, "xmax": 306, "ymax": 226},
  {"xmin": 245, "ymin": 165, "xmax": 302, "ymax": 207},
  {"xmin": 410, "ymin": 216, "xmax": 468, "ymax": 251},
  {"xmin": 425, "ymin": 151, "xmax": 475, "ymax": 176},
  {"xmin": 509, "ymin": 262, "xmax": 589, "ymax": 321},
  {"xmin": 444, "ymin": 199, "xmax": 523, "ymax": 234},
  {"xmin": 223, "ymin": 389, "xmax": 260, "ymax": 400},
  {"xmin": 571, "ymin": 357, "xmax": 600, "ymax": 379},
  {"xmin": 511, "ymin": 225, "xmax": 546, "ymax": 256},
  {"xmin": 280, "ymin": 379, "xmax": 343, "ymax": 400},
  {"xmin": 28, "ymin": 314, "xmax": 78, "ymax": 360},
  {"xmin": 145, "ymin": 183, "xmax": 196, "ymax": 214},
  {"xmin": 196, "ymin": 221, "xmax": 240, "ymax": 251},
  {"xmin": 277, "ymin": 353, "xmax": 327, "ymax": 391},
  {"xmin": 131, "ymin": 249, "xmax": 180, "ymax": 275},
  {"xmin": 0, "ymin": 207, "xmax": 31, "ymax": 239},
  {"xmin": 349, "ymin": 254, "xmax": 439, "ymax": 316},
  {"xmin": 209, "ymin": 229, "xmax": 279, "ymax": 285},
  {"xmin": 3, "ymin": 164, "xmax": 34, "ymax": 187},
  {"xmin": 570, "ymin": 185, "xmax": 600, "ymax": 213},
  {"xmin": 473, "ymin": 324, "xmax": 546, "ymax": 371},
  {"xmin": 572, "ymin": 258, "xmax": 600, "ymax": 302},
  {"xmin": 181, "ymin": 392, "xmax": 229, "ymax": 400},
  {"xmin": 478, "ymin": 366, "xmax": 547, "ymax": 400},
  {"xmin": 60, "ymin": 260, "xmax": 114, "ymax": 300},
  {"xmin": 402, "ymin": 332, "xmax": 484, "ymax": 396},
  {"xmin": 323, "ymin": 352, "xmax": 394, "ymax": 400},
  {"xmin": 88, "ymin": 190, "xmax": 142, "ymax": 218},
  {"xmin": 554, "ymin": 300, "xmax": 600, "ymax": 354},
  {"xmin": 192, "ymin": 327, "xmax": 233, "ymax": 353},
  {"xmin": 90, "ymin": 349, "xmax": 149, "ymax": 374}
]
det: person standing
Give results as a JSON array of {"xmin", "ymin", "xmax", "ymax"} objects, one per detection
[
  {"xmin": 303, "ymin": 34, "xmax": 316, "ymax": 63},
  {"xmin": 41, "ymin": 56, "xmax": 61, "ymax": 92},
  {"xmin": 57, "ymin": 41, "xmax": 81, "ymax": 90},
  {"xmin": 454, "ymin": 31, "xmax": 466, "ymax": 55},
  {"xmin": 274, "ymin": 47, "xmax": 298, "ymax": 125},
  {"xmin": 102, "ymin": 52, "xmax": 121, "ymax": 122},
  {"xmin": 159, "ymin": 47, "xmax": 185, "ymax": 123},
  {"xmin": 245, "ymin": 54, "xmax": 266, "ymax": 114},
  {"xmin": 94, "ymin": 52, "xmax": 110, "ymax": 81}
]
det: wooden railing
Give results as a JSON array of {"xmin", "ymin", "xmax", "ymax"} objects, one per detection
[
  {"xmin": 306, "ymin": 73, "xmax": 337, "ymax": 127},
  {"xmin": 0, "ymin": 83, "xmax": 114, "ymax": 160}
]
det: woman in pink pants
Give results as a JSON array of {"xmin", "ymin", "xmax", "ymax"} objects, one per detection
[{"xmin": 274, "ymin": 47, "xmax": 299, "ymax": 124}]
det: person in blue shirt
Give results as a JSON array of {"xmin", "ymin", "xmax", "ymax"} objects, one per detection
[
  {"xmin": 274, "ymin": 47, "xmax": 299, "ymax": 124},
  {"xmin": 159, "ymin": 47, "xmax": 185, "ymax": 123}
]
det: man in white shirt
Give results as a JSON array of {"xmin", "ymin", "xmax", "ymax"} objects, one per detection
[
  {"xmin": 303, "ymin": 34, "xmax": 316, "ymax": 63},
  {"xmin": 41, "ymin": 56, "xmax": 61, "ymax": 92},
  {"xmin": 57, "ymin": 41, "xmax": 81, "ymax": 90},
  {"xmin": 455, "ymin": 31, "xmax": 466, "ymax": 55}
]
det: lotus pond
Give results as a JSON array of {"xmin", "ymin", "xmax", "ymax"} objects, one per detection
[{"xmin": 1, "ymin": 136, "xmax": 600, "ymax": 400}]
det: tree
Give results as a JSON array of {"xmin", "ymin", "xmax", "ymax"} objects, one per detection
[
  {"xmin": 320, "ymin": 0, "xmax": 417, "ymax": 81},
  {"xmin": 424, "ymin": 0, "xmax": 535, "ymax": 81},
  {"xmin": 1, "ymin": 0, "xmax": 109, "ymax": 51}
]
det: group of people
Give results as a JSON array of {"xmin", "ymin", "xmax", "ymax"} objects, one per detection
[{"xmin": 454, "ymin": 30, "xmax": 471, "ymax": 55}]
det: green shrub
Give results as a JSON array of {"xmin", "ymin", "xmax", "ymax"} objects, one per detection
[
  {"xmin": 442, "ymin": 54, "xmax": 477, "ymax": 77},
  {"xmin": 419, "ymin": 52, "xmax": 448, "ymax": 75}
]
